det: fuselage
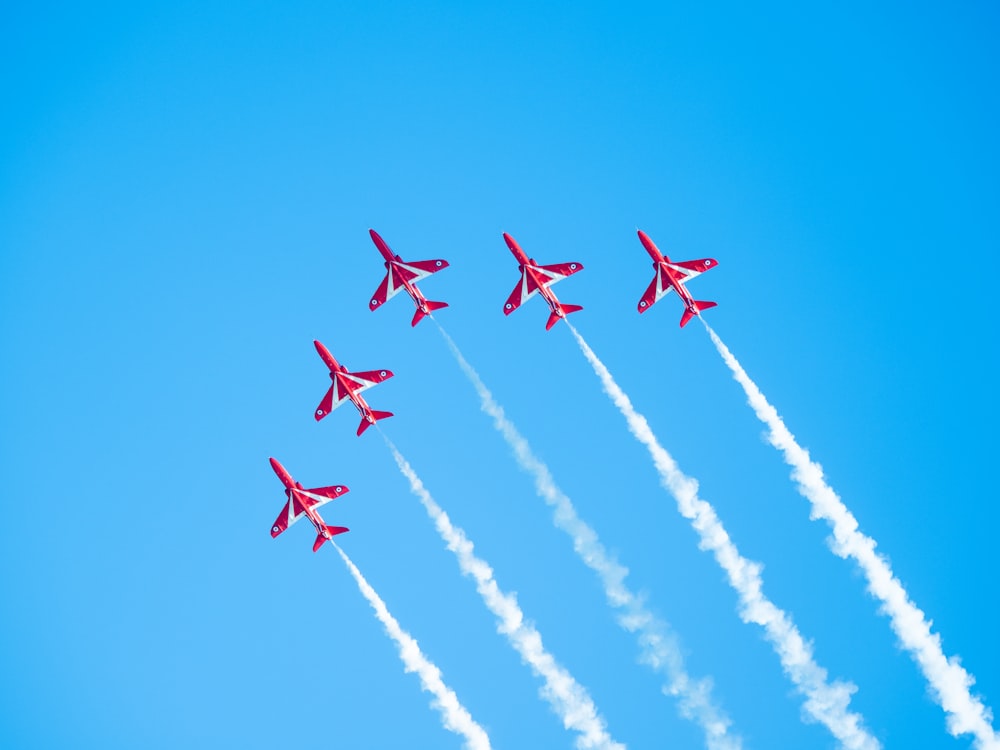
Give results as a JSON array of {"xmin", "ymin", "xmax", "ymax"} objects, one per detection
[
  {"xmin": 533, "ymin": 267, "xmax": 564, "ymax": 316},
  {"xmin": 394, "ymin": 265, "xmax": 431, "ymax": 313},
  {"xmin": 296, "ymin": 490, "xmax": 327, "ymax": 536},
  {"xmin": 270, "ymin": 457, "xmax": 296, "ymax": 489},
  {"xmin": 370, "ymin": 228, "xmax": 396, "ymax": 262}
]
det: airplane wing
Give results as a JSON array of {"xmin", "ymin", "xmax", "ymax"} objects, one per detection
[
  {"xmin": 669, "ymin": 258, "xmax": 717, "ymax": 280},
  {"xmin": 400, "ymin": 258, "xmax": 449, "ymax": 278},
  {"xmin": 371, "ymin": 259, "xmax": 450, "ymax": 311},
  {"xmin": 369, "ymin": 273, "xmax": 392, "ymax": 310},
  {"xmin": 503, "ymin": 270, "xmax": 540, "ymax": 315},
  {"xmin": 270, "ymin": 494, "xmax": 310, "ymax": 537},
  {"xmin": 314, "ymin": 378, "xmax": 355, "ymax": 421},
  {"xmin": 342, "ymin": 368, "xmax": 394, "ymax": 395},
  {"xmin": 299, "ymin": 485, "xmax": 349, "ymax": 504},
  {"xmin": 270, "ymin": 486, "xmax": 349, "ymax": 538},
  {"xmin": 536, "ymin": 262, "xmax": 583, "ymax": 287},
  {"xmin": 637, "ymin": 271, "xmax": 672, "ymax": 313}
]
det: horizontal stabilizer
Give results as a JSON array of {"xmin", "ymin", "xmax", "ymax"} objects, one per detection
[
  {"xmin": 411, "ymin": 301, "xmax": 447, "ymax": 327},
  {"xmin": 679, "ymin": 300, "xmax": 717, "ymax": 328},
  {"xmin": 312, "ymin": 526, "xmax": 349, "ymax": 552},
  {"xmin": 545, "ymin": 303, "xmax": 583, "ymax": 331},
  {"xmin": 357, "ymin": 410, "xmax": 394, "ymax": 436}
]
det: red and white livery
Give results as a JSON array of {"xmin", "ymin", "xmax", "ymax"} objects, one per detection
[
  {"xmin": 368, "ymin": 229, "xmax": 449, "ymax": 327},
  {"xmin": 269, "ymin": 457, "xmax": 349, "ymax": 553},
  {"xmin": 313, "ymin": 340, "xmax": 394, "ymax": 436},
  {"xmin": 635, "ymin": 230, "xmax": 718, "ymax": 327},
  {"xmin": 501, "ymin": 232, "xmax": 584, "ymax": 330}
]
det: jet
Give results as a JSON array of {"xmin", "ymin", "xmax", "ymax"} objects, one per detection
[
  {"xmin": 501, "ymin": 232, "xmax": 584, "ymax": 330},
  {"xmin": 312, "ymin": 340, "xmax": 394, "ymax": 436},
  {"xmin": 269, "ymin": 457, "xmax": 349, "ymax": 553},
  {"xmin": 635, "ymin": 230, "xmax": 718, "ymax": 327},
  {"xmin": 368, "ymin": 229, "xmax": 450, "ymax": 327}
]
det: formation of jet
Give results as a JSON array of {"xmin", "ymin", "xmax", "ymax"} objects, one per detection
[
  {"xmin": 313, "ymin": 340, "xmax": 394, "ymax": 436},
  {"xmin": 269, "ymin": 457, "xmax": 350, "ymax": 552},
  {"xmin": 635, "ymin": 230, "xmax": 718, "ymax": 327},
  {"xmin": 368, "ymin": 229, "xmax": 450, "ymax": 327},
  {"xmin": 270, "ymin": 229, "xmax": 720, "ymax": 545},
  {"xmin": 501, "ymin": 232, "xmax": 584, "ymax": 330}
]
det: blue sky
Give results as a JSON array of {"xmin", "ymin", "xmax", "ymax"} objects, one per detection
[{"xmin": 2, "ymin": 2, "xmax": 998, "ymax": 748}]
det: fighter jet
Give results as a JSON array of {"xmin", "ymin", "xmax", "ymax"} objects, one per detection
[
  {"xmin": 312, "ymin": 340, "xmax": 394, "ymax": 436},
  {"xmin": 268, "ymin": 457, "xmax": 349, "ymax": 552},
  {"xmin": 368, "ymin": 229, "xmax": 449, "ymax": 327},
  {"xmin": 501, "ymin": 232, "xmax": 584, "ymax": 330},
  {"xmin": 635, "ymin": 230, "xmax": 718, "ymax": 327}
]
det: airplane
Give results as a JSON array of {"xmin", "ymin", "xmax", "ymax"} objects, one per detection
[
  {"xmin": 312, "ymin": 340, "xmax": 394, "ymax": 436},
  {"xmin": 635, "ymin": 230, "xmax": 718, "ymax": 327},
  {"xmin": 368, "ymin": 229, "xmax": 450, "ymax": 327},
  {"xmin": 268, "ymin": 457, "xmax": 350, "ymax": 553},
  {"xmin": 501, "ymin": 232, "xmax": 584, "ymax": 330}
]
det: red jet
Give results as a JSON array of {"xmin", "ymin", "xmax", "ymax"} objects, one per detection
[
  {"xmin": 501, "ymin": 232, "xmax": 584, "ymax": 330},
  {"xmin": 636, "ymin": 230, "xmax": 718, "ymax": 327},
  {"xmin": 368, "ymin": 229, "xmax": 449, "ymax": 327},
  {"xmin": 269, "ymin": 457, "xmax": 349, "ymax": 553},
  {"xmin": 313, "ymin": 340, "xmax": 394, "ymax": 436}
]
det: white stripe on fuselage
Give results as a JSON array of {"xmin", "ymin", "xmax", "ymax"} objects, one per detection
[
  {"xmin": 524, "ymin": 265, "xmax": 563, "ymax": 311},
  {"xmin": 657, "ymin": 263, "xmax": 694, "ymax": 305},
  {"xmin": 291, "ymin": 489, "xmax": 325, "ymax": 535}
]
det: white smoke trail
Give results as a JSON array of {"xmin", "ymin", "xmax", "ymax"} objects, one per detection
[
  {"xmin": 566, "ymin": 321, "xmax": 880, "ymax": 750},
  {"xmin": 435, "ymin": 322, "xmax": 739, "ymax": 750},
  {"xmin": 332, "ymin": 542, "xmax": 492, "ymax": 750},
  {"xmin": 701, "ymin": 319, "xmax": 1000, "ymax": 749},
  {"xmin": 381, "ymin": 435, "xmax": 624, "ymax": 750}
]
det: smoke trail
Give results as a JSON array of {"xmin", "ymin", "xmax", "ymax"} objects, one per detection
[
  {"xmin": 381, "ymin": 435, "xmax": 624, "ymax": 750},
  {"xmin": 435, "ymin": 322, "xmax": 739, "ymax": 750},
  {"xmin": 566, "ymin": 321, "xmax": 880, "ymax": 750},
  {"xmin": 332, "ymin": 542, "xmax": 492, "ymax": 750},
  {"xmin": 702, "ymin": 319, "xmax": 1000, "ymax": 749}
]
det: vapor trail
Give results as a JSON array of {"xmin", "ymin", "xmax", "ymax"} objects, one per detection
[
  {"xmin": 382, "ymin": 435, "xmax": 624, "ymax": 750},
  {"xmin": 701, "ymin": 319, "xmax": 1000, "ymax": 749},
  {"xmin": 566, "ymin": 321, "xmax": 879, "ymax": 750},
  {"xmin": 435, "ymin": 322, "xmax": 739, "ymax": 750},
  {"xmin": 332, "ymin": 542, "xmax": 492, "ymax": 750}
]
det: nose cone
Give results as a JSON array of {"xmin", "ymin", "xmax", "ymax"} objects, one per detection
[
  {"xmin": 269, "ymin": 457, "xmax": 294, "ymax": 485},
  {"xmin": 314, "ymin": 340, "xmax": 336, "ymax": 365},
  {"xmin": 503, "ymin": 232, "xmax": 528, "ymax": 264},
  {"xmin": 636, "ymin": 230, "xmax": 663, "ymax": 261}
]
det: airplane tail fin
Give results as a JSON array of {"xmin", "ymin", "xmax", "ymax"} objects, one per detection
[
  {"xmin": 313, "ymin": 525, "xmax": 349, "ymax": 552},
  {"xmin": 680, "ymin": 300, "xmax": 717, "ymax": 328},
  {"xmin": 411, "ymin": 300, "xmax": 449, "ymax": 327},
  {"xmin": 357, "ymin": 410, "xmax": 394, "ymax": 436},
  {"xmin": 546, "ymin": 304, "xmax": 584, "ymax": 331}
]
